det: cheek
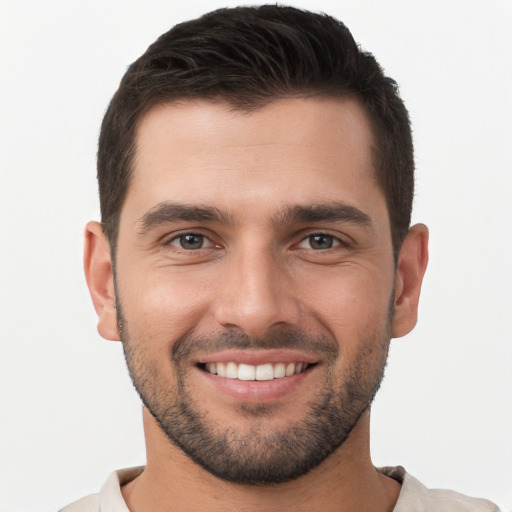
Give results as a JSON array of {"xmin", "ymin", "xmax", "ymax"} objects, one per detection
[
  {"xmin": 300, "ymin": 265, "xmax": 393, "ymax": 350},
  {"xmin": 118, "ymin": 268, "xmax": 216, "ymax": 346}
]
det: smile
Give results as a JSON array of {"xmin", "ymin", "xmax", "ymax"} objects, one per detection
[{"xmin": 201, "ymin": 362, "xmax": 312, "ymax": 381}]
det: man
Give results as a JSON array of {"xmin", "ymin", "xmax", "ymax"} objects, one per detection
[{"xmin": 61, "ymin": 5, "xmax": 499, "ymax": 511}]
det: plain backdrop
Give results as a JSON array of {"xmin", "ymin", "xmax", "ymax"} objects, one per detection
[{"xmin": 1, "ymin": 1, "xmax": 511, "ymax": 510}]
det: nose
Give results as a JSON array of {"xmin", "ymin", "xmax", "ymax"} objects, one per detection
[{"xmin": 213, "ymin": 243, "xmax": 301, "ymax": 338}]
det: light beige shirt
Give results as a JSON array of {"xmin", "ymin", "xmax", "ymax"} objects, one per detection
[{"xmin": 60, "ymin": 466, "xmax": 501, "ymax": 512}]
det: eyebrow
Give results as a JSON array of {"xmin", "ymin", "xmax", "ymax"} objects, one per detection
[
  {"xmin": 275, "ymin": 202, "xmax": 372, "ymax": 226},
  {"xmin": 138, "ymin": 203, "xmax": 232, "ymax": 233},
  {"xmin": 137, "ymin": 200, "xmax": 372, "ymax": 233}
]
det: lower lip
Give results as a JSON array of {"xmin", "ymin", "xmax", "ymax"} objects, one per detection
[{"xmin": 194, "ymin": 366, "xmax": 314, "ymax": 402}]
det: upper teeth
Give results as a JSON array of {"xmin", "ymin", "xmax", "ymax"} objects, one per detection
[{"xmin": 204, "ymin": 362, "xmax": 309, "ymax": 381}]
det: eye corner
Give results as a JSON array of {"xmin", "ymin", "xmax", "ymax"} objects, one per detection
[
  {"xmin": 294, "ymin": 232, "xmax": 346, "ymax": 251},
  {"xmin": 161, "ymin": 232, "xmax": 212, "ymax": 251}
]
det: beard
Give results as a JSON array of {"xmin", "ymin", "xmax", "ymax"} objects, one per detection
[{"xmin": 118, "ymin": 302, "xmax": 392, "ymax": 485}]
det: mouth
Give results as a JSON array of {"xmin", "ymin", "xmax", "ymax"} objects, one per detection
[
  {"xmin": 198, "ymin": 361, "xmax": 314, "ymax": 381},
  {"xmin": 193, "ymin": 350, "xmax": 320, "ymax": 402}
]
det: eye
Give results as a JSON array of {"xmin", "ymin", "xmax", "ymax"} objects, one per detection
[
  {"xmin": 297, "ymin": 234, "xmax": 341, "ymax": 250},
  {"xmin": 168, "ymin": 233, "xmax": 212, "ymax": 250}
]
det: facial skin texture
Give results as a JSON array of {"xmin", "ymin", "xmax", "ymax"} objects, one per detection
[
  {"xmin": 121, "ymin": 317, "xmax": 390, "ymax": 485},
  {"xmin": 85, "ymin": 97, "xmax": 428, "ymax": 511}
]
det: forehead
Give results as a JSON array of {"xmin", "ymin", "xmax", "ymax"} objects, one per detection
[{"xmin": 126, "ymin": 97, "xmax": 385, "ymax": 226}]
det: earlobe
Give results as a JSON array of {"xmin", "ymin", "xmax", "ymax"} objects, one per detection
[
  {"xmin": 83, "ymin": 221, "xmax": 120, "ymax": 341},
  {"xmin": 391, "ymin": 224, "xmax": 429, "ymax": 338}
]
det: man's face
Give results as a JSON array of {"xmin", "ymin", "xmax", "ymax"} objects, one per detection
[{"xmin": 114, "ymin": 97, "xmax": 397, "ymax": 483}]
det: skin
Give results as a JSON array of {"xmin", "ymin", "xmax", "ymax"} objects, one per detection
[{"xmin": 85, "ymin": 97, "xmax": 428, "ymax": 512}]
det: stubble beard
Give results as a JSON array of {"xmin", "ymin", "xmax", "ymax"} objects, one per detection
[{"xmin": 118, "ymin": 302, "xmax": 392, "ymax": 485}]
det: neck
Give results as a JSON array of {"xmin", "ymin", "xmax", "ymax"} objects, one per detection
[{"xmin": 121, "ymin": 408, "xmax": 401, "ymax": 512}]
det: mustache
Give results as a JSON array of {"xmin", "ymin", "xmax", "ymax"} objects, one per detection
[{"xmin": 172, "ymin": 329, "xmax": 340, "ymax": 364}]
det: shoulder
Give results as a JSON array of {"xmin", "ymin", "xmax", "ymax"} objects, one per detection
[
  {"xmin": 419, "ymin": 486, "xmax": 501, "ymax": 512},
  {"xmin": 380, "ymin": 466, "xmax": 501, "ymax": 512},
  {"xmin": 58, "ymin": 493, "xmax": 99, "ymax": 512},
  {"xmin": 58, "ymin": 466, "xmax": 143, "ymax": 512}
]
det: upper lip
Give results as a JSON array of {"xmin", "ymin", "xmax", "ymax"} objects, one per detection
[{"xmin": 194, "ymin": 349, "xmax": 319, "ymax": 366}]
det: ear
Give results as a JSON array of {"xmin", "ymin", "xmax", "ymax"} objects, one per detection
[
  {"xmin": 391, "ymin": 223, "xmax": 429, "ymax": 338},
  {"xmin": 83, "ymin": 221, "xmax": 120, "ymax": 341}
]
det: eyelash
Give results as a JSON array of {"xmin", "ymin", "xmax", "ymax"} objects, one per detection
[
  {"xmin": 163, "ymin": 231, "xmax": 349, "ymax": 252},
  {"xmin": 295, "ymin": 233, "xmax": 347, "ymax": 251},
  {"xmin": 165, "ymin": 232, "xmax": 215, "ymax": 251}
]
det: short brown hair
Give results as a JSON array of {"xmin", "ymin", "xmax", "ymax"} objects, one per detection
[{"xmin": 97, "ymin": 5, "xmax": 414, "ymax": 257}]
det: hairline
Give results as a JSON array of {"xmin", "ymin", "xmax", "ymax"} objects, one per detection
[{"xmin": 105, "ymin": 91, "xmax": 399, "ymax": 264}]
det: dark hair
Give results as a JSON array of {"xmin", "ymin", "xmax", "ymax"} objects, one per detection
[{"xmin": 98, "ymin": 4, "xmax": 414, "ymax": 257}]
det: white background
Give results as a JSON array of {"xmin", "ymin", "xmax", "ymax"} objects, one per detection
[{"xmin": 1, "ymin": 1, "xmax": 511, "ymax": 510}]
